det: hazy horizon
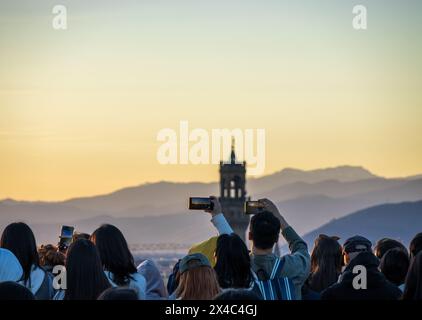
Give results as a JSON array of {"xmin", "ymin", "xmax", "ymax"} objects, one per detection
[{"xmin": 1, "ymin": 164, "xmax": 421, "ymax": 202}]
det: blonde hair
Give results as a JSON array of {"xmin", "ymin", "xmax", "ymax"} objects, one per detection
[{"xmin": 176, "ymin": 264, "xmax": 221, "ymax": 300}]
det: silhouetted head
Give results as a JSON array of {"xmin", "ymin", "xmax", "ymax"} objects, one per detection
[
  {"xmin": 214, "ymin": 288, "xmax": 261, "ymax": 301},
  {"xmin": 380, "ymin": 248, "xmax": 410, "ymax": 286},
  {"xmin": 97, "ymin": 287, "xmax": 138, "ymax": 300},
  {"xmin": 214, "ymin": 233, "xmax": 251, "ymax": 289},
  {"xmin": 0, "ymin": 281, "xmax": 35, "ymax": 300},
  {"xmin": 0, "ymin": 222, "xmax": 39, "ymax": 282},
  {"xmin": 308, "ymin": 234, "xmax": 343, "ymax": 292},
  {"xmin": 403, "ymin": 251, "xmax": 422, "ymax": 300},
  {"xmin": 374, "ymin": 238, "xmax": 407, "ymax": 259},
  {"xmin": 249, "ymin": 211, "xmax": 280, "ymax": 250},
  {"xmin": 64, "ymin": 239, "xmax": 111, "ymax": 300},
  {"xmin": 409, "ymin": 233, "xmax": 422, "ymax": 260},
  {"xmin": 91, "ymin": 224, "xmax": 137, "ymax": 286}
]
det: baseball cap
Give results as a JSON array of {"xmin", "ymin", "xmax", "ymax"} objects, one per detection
[
  {"xmin": 179, "ymin": 253, "xmax": 211, "ymax": 274},
  {"xmin": 343, "ymin": 235, "xmax": 372, "ymax": 253}
]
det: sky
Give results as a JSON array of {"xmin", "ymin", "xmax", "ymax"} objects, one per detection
[{"xmin": 1, "ymin": 0, "xmax": 421, "ymax": 201}]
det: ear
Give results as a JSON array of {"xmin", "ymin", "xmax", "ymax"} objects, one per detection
[{"xmin": 248, "ymin": 231, "xmax": 253, "ymax": 241}]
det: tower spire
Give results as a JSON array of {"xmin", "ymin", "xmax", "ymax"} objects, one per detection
[{"xmin": 230, "ymin": 137, "xmax": 236, "ymax": 164}]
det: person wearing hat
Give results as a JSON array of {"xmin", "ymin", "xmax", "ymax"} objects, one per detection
[
  {"xmin": 321, "ymin": 235, "xmax": 402, "ymax": 300},
  {"xmin": 342, "ymin": 235, "xmax": 373, "ymax": 265},
  {"xmin": 174, "ymin": 253, "xmax": 221, "ymax": 300}
]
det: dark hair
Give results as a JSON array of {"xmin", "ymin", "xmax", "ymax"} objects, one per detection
[
  {"xmin": 250, "ymin": 211, "xmax": 280, "ymax": 250},
  {"xmin": 402, "ymin": 251, "xmax": 422, "ymax": 300},
  {"xmin": 374, "ymin": 238, "xmax": 407, "ymax": 259},
  {"xmin": 214, "ymin": 288, "xmax": 261, "ymax": 301},
  {"xmin": 308, "ymin": 235, "xmax": 343, "ymax": 292},
  {"xmin": 97, "ymin": 287, "xmax": 138, "ymax": 300},
  {"xmin": 0, "ymin": 222, "xmax": 39, "ymax": 282},
  {"xmin": 90, "ymin": 224, "xmax": 137, "ymax": 286},
  {"xmin": 38, "ymin": 244, "xmax": 65, "ymax": 268},
  {"xmin": 214, "ymin": 234, "xmax": 251, "ymax": 289},
  {"xmin": 380, "ymin": 248, "xmax": 410, "ymax": 286},
  {"xmin": 64, "ymin": 239, "xmax": 111, "ymax": 300},
  {"xmin": 409, "ymin": 233, "xmax": 422, "ymax": 259},
  {"xmin": 72, "ymin": 232, "xmax": 90, "ymax": 242},
  {"xmin": 0, "ymin": 281, "xmax": 35, "ymax": 300}
]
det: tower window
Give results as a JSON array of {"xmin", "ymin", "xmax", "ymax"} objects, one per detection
[
  {"xmin": 230, "ymin": 189, "xmax": 236, "ymax": 198},
  {"xmin": 230, "ymin": 180, "xmax": 236, "ymax": 198}
]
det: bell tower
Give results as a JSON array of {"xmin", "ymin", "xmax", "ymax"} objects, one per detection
[{"xmin": 219, "ymin": 139, "xmax": 250, "ymax": 241}]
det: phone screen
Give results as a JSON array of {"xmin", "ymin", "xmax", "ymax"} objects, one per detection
[
  {"xmin": 189, "ymin": 197, "xmax": 213, "ymax": 210},
  {"xmin": 61, "ymin": 225, "xmax": 74, "ymax": 239},
  {"xmin": 244, "ymin": 201, "xmax": 264, "ymax": 215}
]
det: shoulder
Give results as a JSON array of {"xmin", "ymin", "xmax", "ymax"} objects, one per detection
[
  {"xmin": 129, "ymin": 272, "xmax": 147, "ymax": 299},
  {"xmin": 131, "ymin": 272, "xmax": 147, "ymax": 285},
  {"xmin": 384, "ymin": 281, "xmax": 402, "ymax": 298},
  {"xmin": 320, "ymin": 284, "xmax": 340, "ymax": 300}
]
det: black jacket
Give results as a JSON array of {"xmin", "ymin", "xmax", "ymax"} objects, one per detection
[{"xmin": 321, "ymin": 252, "xmax": 402, "ymax": 300}]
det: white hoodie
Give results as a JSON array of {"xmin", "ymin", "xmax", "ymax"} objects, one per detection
[
  {"xmin": 0, "ymin": 248, "xmax": 23, "ymax": 282},
  {"xmin": 104, "ymin": 271, "xmax": 147, "ymax": 300},
  {"xmin": 18, "ymin": 265, "xmax": 46, "ymax": 296}
]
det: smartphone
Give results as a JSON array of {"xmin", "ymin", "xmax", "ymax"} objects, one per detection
[
  {"xmin": 244, "ymin": 200, "xmax": 265, "ymax": 215},
  {"xmin": 59, "ymin": 225, "xmax": 74, "ymax": 250},
  {"xmin": 188, "ymin": 197, "xmax": 214, "ymax": 210}
]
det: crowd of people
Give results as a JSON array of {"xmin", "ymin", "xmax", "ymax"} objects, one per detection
[{"xmin": 0, "ymin": 197, "xmax": 421, "ymax": 300}]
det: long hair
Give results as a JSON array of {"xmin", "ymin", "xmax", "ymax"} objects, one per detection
[
  {"xmin": 0, "ymin": 222, "xmax": 39, "ymax": 283},
  {"xmin": 214, "ymin": 234, "xmax": 251, "ymax": 289},
  {"xmin": 64, "ymin": 239, "xmax": 111, "ymax": 300},
  {"xmin": 308, "ymin": 234, "xmax": 343, "ymax": 292},
  {"xmin": 402, "ymin": 251, "xmax": 422, "ymax": 300},
  {"xmin": 176, "ymin": 264, "xmax": 221, "ymax": 300},
  {"xmin": 90, "ymin": 224, "xmax": 137, "ymax": 286},
  {"xmin": 409, "ymin": 233, "xmax": 422, "ymax": 259}
]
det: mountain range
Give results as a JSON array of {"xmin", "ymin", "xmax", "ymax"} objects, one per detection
[
  {"xmin": 301, "ymin": 201, "xmax": 422, "ymax": 248},
  {"xmin": 1, "ymin": 165, "xmax": 421, "ymax": 246}
]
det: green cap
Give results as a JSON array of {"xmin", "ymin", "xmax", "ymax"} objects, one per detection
[{"xmin": 179, "ymin": 253, "xmax": 211, "ymax": 274}]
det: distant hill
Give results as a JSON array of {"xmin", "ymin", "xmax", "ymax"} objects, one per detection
[
  {"xmin": 275, "ymin": 179, "xmax": 422, "ymax": 235},
  {"xmin": 62, "ymin": 165, "xmax": 381, "ymax": 213},
  {"xmin": 255, "ymin": 178, "xmax": 404, "ymax": 201},
  {"xmin": 30, "ymin": 212, "xmax": 217, "ymax": 246},
  {"xmin": 63, "ymin": 182, "xmax": 218, "ymax": 216},
  {"xmin": 353, "ymin": 179, "xmax": 422, "ymax": 203},
  {"xmin": 301, "ymin": 201, "xmax": 422, "ymax": 248},
  {"xmin": 1, "ymin": 166, "xmax": 421, "ymax": 245},
  {"xmin": 247, "ymin": 165, "xmax": 379, "ymax": 195},
  {"xmin": 27, "ymin": 200, "xmax": 422, "ymax": 248}
]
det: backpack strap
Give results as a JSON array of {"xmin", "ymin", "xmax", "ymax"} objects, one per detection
[
  {"xmin": 250, "ymin": 269, "xmax": 267, "ymax": 299},
  {"xmin": 270, "ymin": 257, "xmax": 285, "ymax": 280}
]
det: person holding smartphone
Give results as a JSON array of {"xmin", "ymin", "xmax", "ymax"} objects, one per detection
[
  {"xmin": 187, "ymin": 196, "xmax": 253, "ymax": 290},
  {"xmin": 248, "ymin": 198, "xmax": 311, "ymax": 300}
]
